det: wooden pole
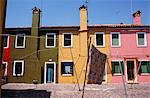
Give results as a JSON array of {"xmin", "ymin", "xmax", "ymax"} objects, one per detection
[
  {"xmin": 0, "ymin": 0, "xmax": 7, "ymax": 96},
  {"xmin": 82, "ymin": 37, "xmax": 91, "ymax": 98}
]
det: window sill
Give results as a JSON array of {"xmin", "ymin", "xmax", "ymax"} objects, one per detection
[
  {"xmin": 140, "ymin": 73, "xmax": 150, "ymax": 76},
  {"xmin": 4, "ymin": 47, "xmax": 9, "ymax": 49},
  {"xmin": 113, "ymin": 73, "xmax": 122, "ymax": 76},
  {"xmin": 111, "ymin": 46, "xmax": 121, "ymax": 48},
  {"xmin": 13, "ymin": 74, "xmax": 23, "ymax": 77},
  {"xmin": 137, "ymin": 45, "xmax": 147, "ymax": 48},
  {"xmin": 62, "ymin": 46, "xmax": 72, "ymax": 48},
  {"xmin": 45, "ymin": 46, "xmax": 56, "ymax": 48},
  {"xmin": 95, "ymin": 45, "xmax": 105, "ymax": 48},
  {"xmin": 15, "ymin": 47, "xmax": 25, "ymax": 49},
  {"xmin": 62, "ymin": 74, "xmax": 73, "ymax": 77}
]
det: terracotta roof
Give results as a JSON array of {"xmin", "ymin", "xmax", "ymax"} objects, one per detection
[
  {"xmin": 5, "ymin": 24, "xmax": 150, "ymax": 30},
  {"xmin": 88, "ymin": 24, "xmax": 150, "ymax": 28}
]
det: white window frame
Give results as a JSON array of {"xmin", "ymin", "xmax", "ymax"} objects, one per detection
[
  {"xmin": 62, "ymin": 33, "xmax": 72, "ymax": 48},
  {"xmin": 45, "ymin": 33, "xmax": 56, "ymax": 48},
  {"xmin": 15, "ymin": 34, "xmax": 26, "ymax": 48},
  {"xmin": 111, "ymin": 60, "xmax": 123, "ymax": 76},
  {"xmin": 2, "ymin": 62, "xmax": 8, "ymax": 76},
  {"xmin": 3, "ymin": 35, "xmax": 9, "ymax": 48},
  {"xmin": 95, "ymin": 32, "xmax": 105, "ymax": 47},
  {"xmin": 61, "ymin": 60, "xmax": 73, "ymax": 76},
  {"xmin": 44, "ymin": 62, "xmax": 56, "ymax": 84},
  {"xmin": 13, "ymin": 60, "xmax": 24, "ymax": 76},
  {"xmin": 136, "ymin": 32, "xmax": 147, "ymax": 47},
  {"xmin": 110, "ymin": 32, "xmax": 121, "ymax": 47}
]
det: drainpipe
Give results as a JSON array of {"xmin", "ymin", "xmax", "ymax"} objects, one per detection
[{"xmin": 0, "ymin": 0, "xmax": 7, "ymax": 96}]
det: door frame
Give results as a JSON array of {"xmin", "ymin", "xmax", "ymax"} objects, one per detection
[
  {"xmin": 125, "ymin": 59, "xmax": 137, "ymax": 83},
  {"xmin": 44, "ymin": 62, "xmax": 56, "ymax": 84}
]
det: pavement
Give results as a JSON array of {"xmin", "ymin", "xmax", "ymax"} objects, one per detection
[{"xmin": 1, "ymin": 83, "xmax": 150, "ymax": 98}]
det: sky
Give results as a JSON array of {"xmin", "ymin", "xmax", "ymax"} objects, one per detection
[{"xmin": 6, "ymin": 0, "xmax": 150, "ymax": 27}]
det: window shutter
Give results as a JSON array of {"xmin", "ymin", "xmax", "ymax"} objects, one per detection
[
  {"xmin": 147, "ymin": 61, "xmax": 150, "ymax": 73},
  {"xmin": 138, "ymin": 62, "xmax": 142, "ymax": 74},
  {"xmin": 112, "ymin": 62, "xmax": 115, "ymax": 75},
  {"xmin": 121, "ymin": 62, "xmax": 124, "ymax": 75}
]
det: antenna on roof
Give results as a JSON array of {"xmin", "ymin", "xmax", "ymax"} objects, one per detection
[
  {"xmin": 85, "ymin": 0, "xmax": 89, "ymax": 25},
  {"xmin": 40, "ymin": 0, "xmax": 43, "ymax": 27},
  {"xmin": 131, "ymin": 0, "xmax": 133, "ymax": 23}
]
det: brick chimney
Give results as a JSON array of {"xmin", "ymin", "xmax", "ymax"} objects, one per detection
[
  {"xmin": 133, "ymin": 10, "xmax": 141, "ymax": 25},
  {"xmin": 31, "ymin": 6, "xmax": 41, "ymax": 36},
  {"xmin": 79, "ymin": 5, "xmax": 88, "ymax": 31}
]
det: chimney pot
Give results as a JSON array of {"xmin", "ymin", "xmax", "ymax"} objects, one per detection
[{"xmin": 133, "ymin": 10, "xmax": 141, "ymax": 25}]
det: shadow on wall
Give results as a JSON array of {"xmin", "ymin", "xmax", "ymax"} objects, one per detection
[{"xmin": 1, "ymin": 89, "xmax": 51, "ymax": 98}]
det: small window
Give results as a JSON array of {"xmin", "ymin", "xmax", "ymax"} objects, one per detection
[
  {"xmin": 13, "ymin": 60, "xmax": 24, "ymax": 76},
  {"xmin": 95, "ymin": 32, "xmax": 105, "ymax": 47},
  {"xmin": 112, "ymin": 61, "xmax": 124, "ymax": 75},
  {"xmin": 2, "ymin": 62, "xmax": 8, "ymax": 77},
  {"xmin": 15, "ymin": 34, "xmax": 26, "ymax": 48},
  {"xmin": 61, "ymin": 61, "xmax": 73, "ymax": 76},
  {"xmin": 138, "ymin": 61, "xmax": 150, "ymax": 74},
  {"xmin": 62, "ymin": 33, "xmax": 72, "ymax": 47},
  {"xmin": 3, "ymin": 35, "xmax": 9, "ymax": 48},
  {"xmin": 111, "ymin": 32, "xmax": 121, "ymax": 47},
  {"xmin": 136, "ymin": 32, "xmax": 147, "ymax": 47},
  {"xmin": 46, "ymin": 33, "xmax": 56, "ymax": 48}
]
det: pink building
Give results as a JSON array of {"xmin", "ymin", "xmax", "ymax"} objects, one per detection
[{"xmin": 110, "ymin": 10, "xmax": 150, "ymax": 83}]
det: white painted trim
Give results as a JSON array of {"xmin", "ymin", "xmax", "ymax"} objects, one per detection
[
  {"xmin": 138, "ymin": 59, "xmax": 149, "ymax": 61},
  {"xmin": 62, "ymin": 74, "xmax": 72, "ymax": 76},
  {"xmin": 15, "ymin": 34, "xmax": 26, "ymax": 48},
  {"xmin": 125, "ymin": 60, "xmax": 137, "ymax": 83},
  {"xmin": 44, "ymin": 62, "xmax": 56, "ymax": 84},
  {"xmin": 45, "ymin": 33, "xmax": 56, "ymax": 48},
  {"xmin": 136, "ymin": 32, "xmax": 147, "ymax": 47},
  {"xmin": 2, "ymin": 62, "xmax": 8, "ymax": 76},
  {"xmin": 13, "ymin": 60, "xmax": 24, "ymax": 76},
  {"xmin": 110, "ymin": 32, "xmax": 121, "ymax": 47},
  {"xmin": 95, "ymin": 32, "xmax": 105, "ymax": 47},
  {"xmin": 62, "ymin": 33, "xmax": 72, "ymax": 48},
  {"xmin": 3, "ymin": 35, "xmax": 9, "ymax": 48},
  {"xmin": 111, "ymin": 60, "xmax": 123, "ymax": 62}
]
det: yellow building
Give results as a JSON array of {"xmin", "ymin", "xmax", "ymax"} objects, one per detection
[{"xmin": 58, "ymin": 5, "xmax": 111, "ymax": 84}]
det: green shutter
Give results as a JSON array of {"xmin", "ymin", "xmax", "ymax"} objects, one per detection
[
  {"xmin": 147, "ymin": 61, "xmax": 150, "ymax": 73},
  {"xmin": 112, "ymin": 62, "xmax": 115, "ymax": 75},
  {"xmin": 121, "ymin": 61, "xmax": 124, "ymax": 75},
  {"xmin": 138, "ymin": 61, "xmax": 142, "ymax": 74}
]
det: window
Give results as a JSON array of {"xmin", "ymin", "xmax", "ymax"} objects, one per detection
[
  {"xmin": 61, "ymin": 61, "xmax": 73, "ymax": 76},
  {"xmin": 111, "ymin": 61, "xmax": 124, "ymax": 75},
  {"xmin": 95, "ymin": 32, "xmax": 105, "ymax": 47},
  {"xmin": 3, "ymin": 35, "xmax": 9, "ymax": 48},
  {"xmin": 13, "ymin": 60, "xmax": 24, "ymax": 76},
  {"xmin": 136, "ymin": 32, "xmax": 147, "ymax": 47},
  {"xmin": 15, "ymin": 34, "xmax": 26, "ymax": 48},
  {"xmin": 2, "ymin": 62, "xmax": 8, "ymax": 77},
  {"xmin": 111, "ymin": 32, "xmax": 121, "ymax": 47},
  {"xmin": 138, "ymin": 61, "xmax": 150, "ymax": 74},
  {"xmin": 62, "ymin": 33, "xmax": 72, "ymax": 47},
  {"xmin": 46, "ymin": 33, "xmax": 56, "ymax": 48}
]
